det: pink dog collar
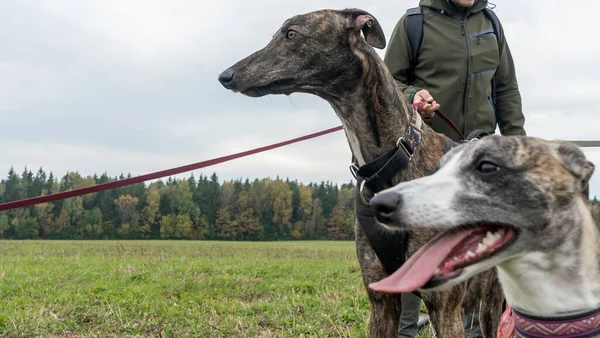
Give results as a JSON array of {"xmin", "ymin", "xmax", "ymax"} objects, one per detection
[{"xmin": 513, "ymin": 305, "xmax": 600, "ymax": 338}]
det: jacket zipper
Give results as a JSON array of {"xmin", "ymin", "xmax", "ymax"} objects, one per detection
[{"xmin": 460, "ymin": 15, "xmax": 470, "ymax": 135}]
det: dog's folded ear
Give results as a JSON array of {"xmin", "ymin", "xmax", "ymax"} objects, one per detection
[
  {"xmin": 341, "ymin": 8, "xmax": 386, "ymax": 49},
  {"xmin": 555, "ymin": 141, "xmax": 595, "ymax": 193}
]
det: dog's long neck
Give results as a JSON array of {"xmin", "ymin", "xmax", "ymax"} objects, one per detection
[
  {"xmin": 324, "ymin": 44, "xmax": 444, "ymax": 181},
  {"xmin": 328, "ymin": 54, "xmax": 411, "ymax": 165},
  {"xmin": 497, "ymin": 199, "xmax": 600, "ymax": 316}
]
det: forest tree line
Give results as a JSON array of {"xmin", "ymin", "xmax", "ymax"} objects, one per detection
[
  {"xmin": 0, "ymin": 167, "xmax": 357, "ymax": 240},
  {"xmin": 1, "ymin": 167, "xmax": 600, "ymax": 241}
]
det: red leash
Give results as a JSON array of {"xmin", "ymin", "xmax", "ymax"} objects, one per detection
[
  {"xmin": 0, "ymin": 103, "xmax": 462, "ymax": 212},
  {"xmin": 0, "ymin": 126, "xmax": 343, "ymax": 212},
  {"xmin": 411, "ymin": 102, "xmax": 465, "ymax": 140}
]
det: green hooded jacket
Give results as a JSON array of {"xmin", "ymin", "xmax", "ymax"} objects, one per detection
[{"xmin": 384, "ymin": 0, "xmax": 526, "ymax": 141}]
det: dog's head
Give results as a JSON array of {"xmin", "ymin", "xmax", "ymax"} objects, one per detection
[
  {"xmin": 217, "ymin": 8, "xmax": 386, "ymax": 99},
  {"xmin": 368, "ymin": 135, "xmax": 595, "ymax": 294}
]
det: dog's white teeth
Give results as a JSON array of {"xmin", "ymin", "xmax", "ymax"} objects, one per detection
[
  {"xmin": 482, "ymin": 231, "xmax": 499, "ymax": 246},
  {"xmin": 434, "ymin": 268, "xmax": 440, "ymax": 274},
  {"xmin": 476, "ymin": 243, "xmax": 488, "ymax": 254},
  {"xmin": 465, "ymin": 250, "xmax": 476, "ymax": 259},
  {"xmin": 454, "ymin": 256, "xmax": 459, "ymax": 261}
]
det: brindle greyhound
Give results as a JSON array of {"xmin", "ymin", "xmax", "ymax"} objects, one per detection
[
  {"xmin": 218, "ymin": 8, "xmax": 503, "ymax": 337},
  {"xmin": 368, "ymin": 136, "xmax": 599, "ymax": 338}
]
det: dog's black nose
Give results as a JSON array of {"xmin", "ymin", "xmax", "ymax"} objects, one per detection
[
  {"xmin": 218, "ymin": 68, "xmax": 235, "ymax": 87},
  {"xmin": 370, "ymin": 192, "xmax": 402, "ymax": 223}
]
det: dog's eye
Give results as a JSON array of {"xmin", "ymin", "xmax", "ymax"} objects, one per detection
[
  {"xmin": 286, "ymin": 29, "xmax": 297, "ymax": 40},
  {"xmin": 476, "ymin": 161, "xmax": 500, "ymax": 174}
]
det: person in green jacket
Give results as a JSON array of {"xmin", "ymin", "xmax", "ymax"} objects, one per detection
[
  {"xmin": 385, "ymin": 0, "xmax": 526, "ymax": 142},
  {"xmin": 383, "ymin": 0, "xmax": 526, "ymax": 337}
]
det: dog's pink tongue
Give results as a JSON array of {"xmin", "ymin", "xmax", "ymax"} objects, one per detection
[{"xmin": 369, "ymin": 229, "xmax": 474, "ymax": 294}]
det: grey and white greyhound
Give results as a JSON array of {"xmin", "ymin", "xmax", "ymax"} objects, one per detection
[
  {"xmin": 369, "ymin": 135, "xmax": 600, "ymax": 338},
  {"xmin": 218, "ymin": 8, "xmax": 503, "ymax": 338}
]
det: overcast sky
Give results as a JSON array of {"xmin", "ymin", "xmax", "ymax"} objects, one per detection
[{"xmin": 2, "ymin": 0, "xmax": 600, "ymax": 199}]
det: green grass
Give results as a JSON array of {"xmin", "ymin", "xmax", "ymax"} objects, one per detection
[{"xmin": 0, "ymin": 240, "xmax": 433, "ymax": 337}]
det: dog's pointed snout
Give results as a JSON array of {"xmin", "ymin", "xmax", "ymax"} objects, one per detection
[
  {"xmin": 370, "ymin": 193, "xmax": 402, "ymax": 223},
  {"xmin": 218, "ymin": 68, "xmax": 235, "ymax": 87}
]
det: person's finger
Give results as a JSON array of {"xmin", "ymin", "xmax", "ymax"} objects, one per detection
[
  {"xmin": 420, "ymin": 105, "xmax": 434, "ymax": 118},
  {"xmin": 423, "ymin": 111, "xmax": 435, "ymax": 120},
  {"xmin": 414, "ymin": 89, "xmax": 433, "ymax": 104},
  {"xmin": 413, "ymin": 93, "xmax": 426, "ymax": 104}
]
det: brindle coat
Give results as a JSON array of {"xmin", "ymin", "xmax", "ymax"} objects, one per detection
[{"xmin": 218, "ymin": 8, "xmax": 504, "ymax": 337}]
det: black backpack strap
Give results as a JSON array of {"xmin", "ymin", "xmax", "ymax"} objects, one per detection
[
  {"xmin": 405, "ymin": 6, "xmax": 423, "ymax": 85},
  {"xmin": 465, "ymin": 129, "xmax": 490, "ymax": 141},
  {"xmin": 483, "ymin": 8, "xmax": 503, "ymax": 50},
  {"xmin": 483, "ymin": 8, "xmax": 503, "ymax": 106}
]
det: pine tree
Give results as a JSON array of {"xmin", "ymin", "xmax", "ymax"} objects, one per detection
[
  {"xmin": 140, "ymin": 184, "xmax": 160, "ymax": 238},
  {"xmin": 235, "ymin": 189, "xmax": 262, "ymax": 240},
  {"xmin": 206, "ymin": 173, "xmax": 220, "ymax": 236},
  {"xmin": 5, "ymin": 167, "xmax": 25, "ymax": 202},
  {"xmin": 270, "ymin": 179, "xmax": 293, "ymax": 238},
  {"xmin": 0, "ymin": 213, "xmax": 9, "ymax": 238},
  {"xmin": 34, "ymin": 202, "xmax": 54, "ymax": 239},
  {"xmin": 21, "ymin": 167, "xmax": 33, "ymax": 198},
  {"xmin": 215, "ymin": 208, "xmax": 237, "ymax": 239},
  {"xmin": 31, "ymin": 167, "xmax": 47, "ymax": 197},
  {"xmin": 114, "ymin": 194, "xmax": 140, "ymax": 237}
]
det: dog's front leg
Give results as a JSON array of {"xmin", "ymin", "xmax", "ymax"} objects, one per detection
[
  {"xmin": 355, "ymin": 222, "xmax": 402, "ymax": 337},
  {"xmin": 365, "ymin": 288, "xmax": 403, "ymax": 337},
  {"xmin": 478, "ymin": 269, "xmax": 503, "ymax": 338},
  {"xmin": 423, "ymin": 283, "xmax": 467, "ymax": 338}
]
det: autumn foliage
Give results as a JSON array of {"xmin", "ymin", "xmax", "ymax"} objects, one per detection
[{"xmin": 0, "ymin": 167, "xmax": 356, "ymax": 240}]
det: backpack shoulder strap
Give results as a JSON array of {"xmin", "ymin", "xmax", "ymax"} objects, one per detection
[
  {"xmin": 405, "ymin": 6, "xmax": 423, "ymax": 85},
  {"xmin": 483, "ymin": 7, "xmax": 503, "ymax": 106},
  {"xmin": 483, "ymin": 8, "xmax": 503, "ymax": 52}
]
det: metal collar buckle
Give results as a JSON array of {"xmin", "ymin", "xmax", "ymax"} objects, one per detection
[
  {"xmin": 396, "ymin": 136, "xmax": 415, "ymax": 159},
  {"xmin": 358, "ymin": 180, "xmax": 370, "ymax": 205},
  {"xmin": 349, "ymin": 162, "xmax": 359, "ymax": 180}
]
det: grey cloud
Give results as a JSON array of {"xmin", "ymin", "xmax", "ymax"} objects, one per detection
[{"xmin": 1, "ymin": 0, "xmax": 600, "ymax": 199}]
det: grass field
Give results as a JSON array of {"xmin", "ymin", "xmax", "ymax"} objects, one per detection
[{"xmin": 0, "ymin": 240, "xmax": 433, "ymax": 337}]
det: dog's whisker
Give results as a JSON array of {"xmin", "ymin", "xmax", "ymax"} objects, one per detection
[{"xmin": 286, "ymin": 96, "xmax": 295, "ymax": 107}]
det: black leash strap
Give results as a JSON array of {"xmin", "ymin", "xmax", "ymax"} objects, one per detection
[
  {"xmin": 355, "ymin": 179, "xmax": 422, "ymax": 299},
  {"xmin": 355, "ymin": 182, "xmax": 407, "ymax": 275}
]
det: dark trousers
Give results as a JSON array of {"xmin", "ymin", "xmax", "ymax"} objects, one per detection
[{"xmin": 398, "ymin": 293, "xmax": 421, "ymax": 338}]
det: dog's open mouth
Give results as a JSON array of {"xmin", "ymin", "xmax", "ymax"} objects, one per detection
[{"xmin": 369, "ymin": 224, "xmax": 518, "ymax": 294}]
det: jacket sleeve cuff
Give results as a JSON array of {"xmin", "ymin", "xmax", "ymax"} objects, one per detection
[{"xmin": 406, "ymin": 87, "xmax": 421, "ymax": 104}]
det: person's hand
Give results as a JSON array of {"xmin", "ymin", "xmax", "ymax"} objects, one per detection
[{"xmin": 413, "ymin": 89, "xmax": 440, "ymax": 120}]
